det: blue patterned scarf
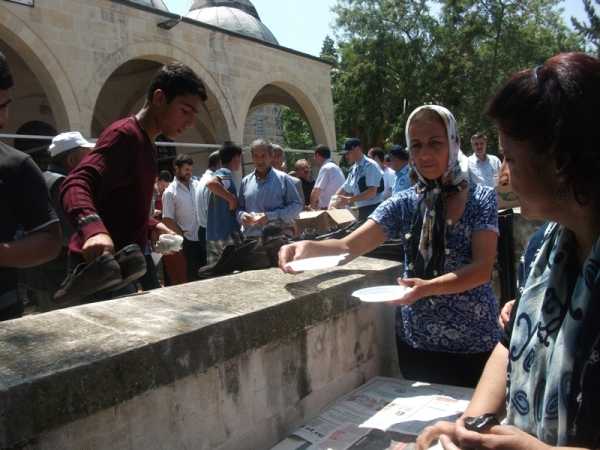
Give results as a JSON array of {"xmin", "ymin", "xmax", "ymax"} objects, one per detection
[{"xmin": 506, "ymin": 223, "xmax": 600, "ymax": 445}]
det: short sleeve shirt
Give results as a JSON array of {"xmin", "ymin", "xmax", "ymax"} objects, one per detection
[
  {"xmin": 370, "ymin": 183, "xmax": 501, "ymax": 353},
  {"xmin": 162, "ymin": 178, "xmax": 200, "ymax": 241},
  {"xmin": 314, "ymin": 160, "xmax": 345, "ymax": 208},
  {"xmin": 207, "ymin": 167, "xmax": 240, "ymax": 241},
  {"xmin": 468, "ymin": 154, "xmax": 502, "ymax": 188},
  {"xmin": 0, "ymin": 142, "xmax": 58, "ymax": 294},
  {"xmin": 392, "ymin": 164, "xmax": 412, "ymax": 195},
  {"xmin": 340, "ymin": 156, "xmax": 384, "ymax": 207}
]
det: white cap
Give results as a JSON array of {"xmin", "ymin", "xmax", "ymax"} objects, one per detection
[{"xmin": 49, "ymin": 131, "xmax": 94, "ymax": 158}]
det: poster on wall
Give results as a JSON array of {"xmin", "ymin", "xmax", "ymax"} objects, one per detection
[{"xmin": 5, "ymin": 0, "xmax": 34, "ymax": 6}]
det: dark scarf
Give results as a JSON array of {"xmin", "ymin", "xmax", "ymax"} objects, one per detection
[{"xmin": 406, "ymin": 179, "xmax": 463, "ymax": 278}]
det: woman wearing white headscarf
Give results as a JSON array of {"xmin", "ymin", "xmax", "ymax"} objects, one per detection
[{"xmin": 279, "ymin": 105, "xmax": 501, "ymax": 387}]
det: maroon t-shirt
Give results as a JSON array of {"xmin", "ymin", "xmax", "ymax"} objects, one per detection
[{"xmin": 61, "ymin": 117, "xmax": 158, "ymax": 254}]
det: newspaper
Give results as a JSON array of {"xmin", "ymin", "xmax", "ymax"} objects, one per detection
[{"xmin": 274, "ymin": 377, "xmax": 472, "ymax": 450}]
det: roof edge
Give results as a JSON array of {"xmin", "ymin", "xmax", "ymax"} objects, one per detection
[{"xmin": 110, "ymin": 0, "xmax": 334, "ymax": 67}]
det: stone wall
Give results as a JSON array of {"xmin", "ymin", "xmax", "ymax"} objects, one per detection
[{"xmin": 0, "ymin": 257, "xmax": 401, "ymax": 450}]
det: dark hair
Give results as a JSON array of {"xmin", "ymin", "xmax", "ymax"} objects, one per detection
[
  {"xmin": 487, "ymin": 52, "xmax": 600, "ymax": 210},
  {"xmin": 219, "ymin": 142, "xmax": 242, "ymax": 165},
  {"xmin": 471, "ymin": 132, "xmax": 487, "ymax": 141},
  {"xmin": 146, "ymin": 62, "xmax": 207, "ymax": 104},
  {"xmin": 174, "ymin": 153, "xmax": 194, "ymax": 168},
  {"xmin": 208, "ymin": 150, "xmax": 220, "ymax": 170},
  {"xmin": 158, "ymin": 170, "xmax": 173, "ymax": 182},
  {"xmin": 314, "ymin": 144, "xmax": 331, "ymax": 159},
  {"xmin": 390, "ymin": 145, "xmax": 409, "ymax": 161},
  {"xmin": 0, "ymin": 51, "xmax": 14, "ymax": 90},
  {"xmin": 369, "ymin": 147, "xmax": 385, "ymax": 163}
]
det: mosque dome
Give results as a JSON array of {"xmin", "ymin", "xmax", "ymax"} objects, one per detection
[
  {"xmin": 186, "ymin": 0, "xmax": 279, "ymax": 45},
  {"xmin": 129, "ymin": 0, "xmax": 169, "ymax": 11}
]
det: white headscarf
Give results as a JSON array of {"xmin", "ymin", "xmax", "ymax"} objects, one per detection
[
  {"xmin": 405, "ymin": 104, "xmax": 469, "ymax": 187},
  {"xmin": 404, "ymin": 105, "xmax": 469, "ymax": 278}
]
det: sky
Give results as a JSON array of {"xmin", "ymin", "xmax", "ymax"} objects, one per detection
[{"xmin": 165, "ymin": 0, "xmax": 593, "ymax": 57}]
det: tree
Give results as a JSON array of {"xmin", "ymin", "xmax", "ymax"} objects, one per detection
[
  {"xmin": 330, "ymin": 0, "xmax": 583, "ymax": 151},
  {"xmin": 572, "ymin": 0, "xmax": 600, "ymax": 55},
  {"xmin": 281, "ymin": 107, "xmax": 314, "ymax": 150},
  {"xmin": 320, "ymin": 35, "xmax": 339, "ymax": 64}
]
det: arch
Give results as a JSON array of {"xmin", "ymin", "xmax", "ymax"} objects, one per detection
[
  {"xmin": 85, "ymin": 41, "xmax": 235, "ymax": 143},
  {"xmin": 0, "ymin": 8, "xmax": 79, "ymax": 131},
  {"xmin": 239, "ymin": 72, "xmax": 335, "ymax": 150}
]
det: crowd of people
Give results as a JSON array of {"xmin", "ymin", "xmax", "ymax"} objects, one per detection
[{"xmin": 2, "ymin": 46, "xmax": 599, "ymax": 448}]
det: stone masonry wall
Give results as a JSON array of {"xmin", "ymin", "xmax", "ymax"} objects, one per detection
[{"xmin": 0, "ymin": 257, "xmax": 401, "ymax": 450}]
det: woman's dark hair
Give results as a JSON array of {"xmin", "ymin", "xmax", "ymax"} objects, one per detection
[
  {"xmin": 146, "ymin": 62, "xmax": 207, "ymax": 103},
  {"xmin": 0, "ymin": 51, "xmax": 14, "ymax": 90},
  {"xmin": 158, "ymin": 170, "xmax": 173, "ymax": 182},
  {"xmin": 314, "ymin": 144, "xmax": 331, "ymax": 159},
  {"xmin": 174, "ymin": 153, "xmax": 194, "ymax": 168},
  {"xmin": 487, "ymin": 52, "xmax": 600, "ymax": 210},
  {"xmin": 219, "ymin": 142, "xmax": 242, "ymax": 165}
]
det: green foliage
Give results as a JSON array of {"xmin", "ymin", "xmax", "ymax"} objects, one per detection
[
  {"xmin": 572, "ymin": 0, "xmax": 600, "ymax": 55},
  {"xmin": 330, "ymin": 0, "xmax": 583, "ymax": 154},
  {"xmin": 321, "ymin": 35, "xmax": 339, "ymax": 64},
  {"xmin": 281, "ymin": 107, "xmax": 314, "ymax": 150}
]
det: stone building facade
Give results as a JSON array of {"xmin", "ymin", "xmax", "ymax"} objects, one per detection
[{"xmin": 0, "ymin": 0, "xmax": 334, "ymax": 171}]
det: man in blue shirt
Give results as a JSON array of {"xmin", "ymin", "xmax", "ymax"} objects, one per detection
[
  {"xmin": 237, "ymin": 140, "xmax": 303, "ymax": 237},
  {"xmin": 389, "ymin": 145, "xmax": 411, "ymax": 195},
  {"xmin": 336, "ymin": 138, "xmax": 384, "ymax": 220},
  {"xmin": 206, "ymin": 143, "xmax": 242, "ymax": 264}
]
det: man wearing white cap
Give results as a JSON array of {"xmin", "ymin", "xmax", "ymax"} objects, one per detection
[
  {"xmin": 20, "ymin": 132, "xmax": 94, "ymax": 310},
  {"xmin": 46, "ymin": 132, "xmax": 94, "ymax": 239},
  {"xmin": 47, "ymin": 131, "xmax": 94, "ymax": 176}
]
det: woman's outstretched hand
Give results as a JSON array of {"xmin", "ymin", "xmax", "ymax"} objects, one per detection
[
  {"xmin": 389, "ymin": 277, "xmax": 433, "ymax": 305},
  {"xmin": 278, "ymin": 241, "xmax": 321, "ymax": 273}
]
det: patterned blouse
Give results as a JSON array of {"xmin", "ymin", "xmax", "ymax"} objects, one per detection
[{"xmin": 370, "ymin": 183, "xmax": 502, "ymax": 353}]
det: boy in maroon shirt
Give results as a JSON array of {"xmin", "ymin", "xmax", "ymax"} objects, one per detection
[{"xmin": 57, "ymin": 63, "xmax": 207, "ymax": 302}]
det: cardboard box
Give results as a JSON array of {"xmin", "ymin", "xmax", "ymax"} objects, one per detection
[{"xmin": 295, "ymin": 208, "xmax": 356, "ymax": 234}]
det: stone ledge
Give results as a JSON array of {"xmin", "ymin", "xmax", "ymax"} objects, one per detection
[{"xmin": 0, "ymin": 257, "xmax": 401, "ymax": 448}]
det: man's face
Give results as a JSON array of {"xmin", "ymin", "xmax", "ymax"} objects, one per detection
[
  {"xmin": 344, "ymin": 146, "xmax": 362, "ymax": 164},
  {"xmin": 252, "ymin": 146, "xmax": 272, "ymax": 172},
  {"xmin": 314, "ymin": 153, "xmax": 324, "ymax": 166},
  {"xmin": 67, "ymin": 147, "xmax": 91, "ymax": 171},
  {"xmin": 175, "ymin": 163, "xmax": 193, "ymax": 182},
  {"xmin": 157, "ymin": 180, "xmax": 169, "ymax": 193},
  {"xmin": 389, "ymin": 156, "xmax": 406, "ymax": 171},
  {"xmin": 472, "ymin": 138, "xmax": 487, "ymax": 159},
  {"xmin": 296, "ymin": 164, "xmax": 311, "ymax": 181},
  {"xmin": 155, "ymin": 91, "xmax": 201, "ymax": 139},
  {"xmin": 271, "ymin": 150, "xmax": 284, "ymax": 170},
  {"xmin": 0, "ymin": 89, "xmax": 11, "ymax": 130}
]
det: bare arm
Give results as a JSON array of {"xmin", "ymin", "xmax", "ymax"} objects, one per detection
[
  {"xmin": 206, "ymin": 177, "xmax": 237, "ymax": 210},
  {"xmin": 0, "ymin": 223, "xmax": 62, "ymax": 268},
  {"xmin": 347, "ymin": 186, "xmax": 378, "ymax": 204},
  {"xmin": 279, "ymin": 219, "xmax": 386, "ymax": 270},
  {"xmin": 462, "ymin": 342, "xmax": 508, "ymax": 418},
  {"xmin": 398, "ymin": 229, "xmax": 497, "ymax": 304},
  {"xmin": 161, "ymin": 217, "xmax": 183, "ymax": 236},
  {"xmin": 309, "ymin": 187, "xmax": 321, "ymax": 209}
]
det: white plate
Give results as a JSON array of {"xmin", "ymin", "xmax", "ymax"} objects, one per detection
[
  {"xmin": 285, "ymin": 253, "xmax": 349, "ymax": 272},
  {"xmin": 352, "ymin": 285, "xmax": 412, "ymax": 303}
]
